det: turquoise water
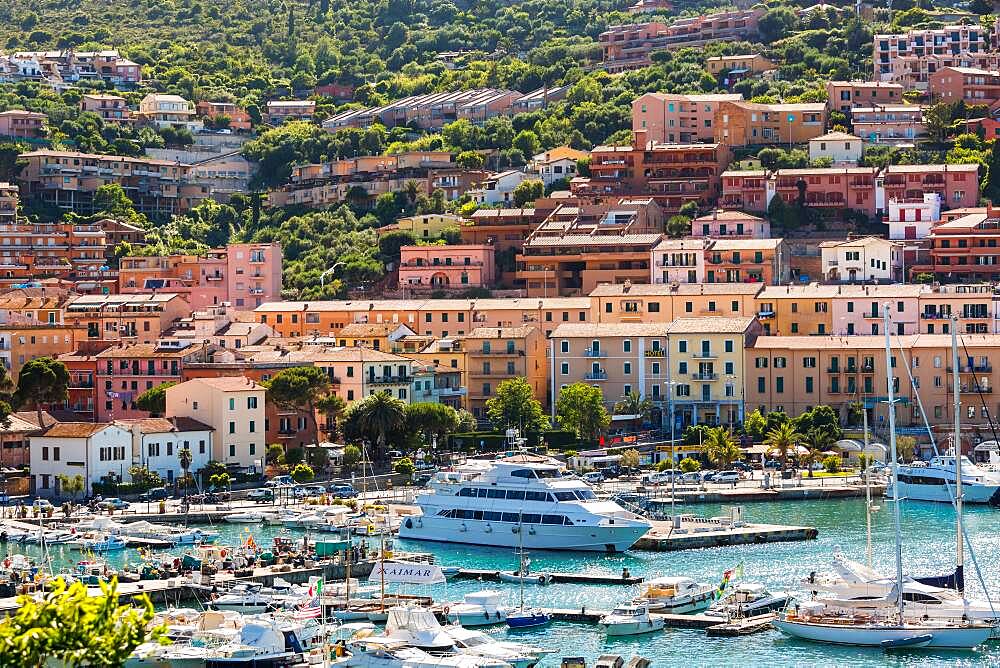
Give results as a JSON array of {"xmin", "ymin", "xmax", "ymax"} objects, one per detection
[{"xmin": 7, "ymin": 498, "xmax": 1000, "ymax": 666}]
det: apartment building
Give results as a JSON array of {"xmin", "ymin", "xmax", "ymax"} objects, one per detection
[
  {"xmin": 874, "ymin": 26, "xmax": 992, "ymax": 89},
  {"xmin": 571, "ymin": 131, "xmax": 729, "ymax": 213},
  {"xmin": 599, "ymin": 10, "xmax": 764, "ymax": 72},
  {"xmin": 269, "ymin": 152, "xmax": 486, "ymax": 209},
  {"xmin": 137, "ymin": 94, "xmax": 202, "ymax": 132},
  {"xmin": 819, "ymin": 236, "xmax": 902, "ymax": 283},
  {"xmin": 511, "ymin": 85, "xmax": 570, "ymax": 113},
  {"xmin": 0, "ymin": 110, "xmax": 46, "ymax": 138},
  {"xmin": 17, "ymin": 150, "xmax": 208, "ymax": 216},
  {"xmin": 165, "ymin": 376, "xmax": 265, "ymax": 471},
  {"xmin": 825, "ymin": 81, "xmax": 905, "ymax": 113},
  {"xmin": 0, "ymin": 322, "xmax": 82, "ymax": 377},
  {"xmin": 30, "ymin": 422, "xmax": 134, "ymax": 497},
  {"xmin": 808, "ymin": 132, "xmax": 863, "ymax": 165},
  {"xmin": 265, "ymin": 100, "xmax": 316, "ymax": 124},
  {"xmin": 469, "ymin": 170, "xmax": 530, "ymax": 205},
  {"xmin": 690, "ymin": 210, "xmax": 771, "ymax": 239},
  {"xmin": 94, "ymin": 341, "xmax": 211, "ymax": 422},
  {"xmin": 590, "ymin": 282, "xmax": 764, "ymax": 324},
  {"xmin": 459, "ymin": 326, "xmax": 547, "ymax": 420},
  {"xmin": 721, "ymin": 164, "xmax": 977, "ymax": 218},
  {"xmin": 0, "ymin": 288, "xmax": 69, "ymax": 326},
  {"xmin": 398, "ymin": 244, "xmax": 496, "ymax": 291},
  {"xmin": 119, "ymin": 242, "xmax": 282, "ymax": 310},
  {"xmin": 117, "ymin": 417, "xmax": 214, "ymax": 484},
  {"xmin": 253, "ymin": 297, "xmax": 592, "ymax": 339},
  {"xmin": 632, "ymin": 92, "xmax": 742, "ymax": 143},
  {"xmin": 528, "ymin": 146, "xmax": 589, "ymax": 186},
  {"xmin": 828, "ymin": 284, "xmax": 925, "ymax": 336},
  {"xmin": 851, "ymin": 105, "xmax": 926, "ymax": 144},
  {"xmin": 324, "ymin": 89, "xmax": 522, "ymax": 130},
  {"xmin": 706, "ymin": 54, "xmax": 777, "ymax": 77},
  {"xmin": 745, "ymin": 334, "xmax": 1000, "ymax": 434},
  {"xmin": 888, "ymin": 193, "xmax": 942, "ymax": 240},
  {"xmin": 704, "ymin": 238, "xmax": 789, "ymax": 285},
  {"xmin": 650, "ymin": 239, "xmax": 705, "ymax": 284},
  {"xmin": 3, "ymin": 49, "xmax": 141, "ymax": 86},
  {"xmin": 195, "ymin": 100, "xmax": 252, "ymax": 131},
  {"xmin": 910, "ymin": 207, "xmax": 1000, "ymax": 283},
  {"xmin": 755, "ymin": 284, "xmax": 837, "ymax": 337},
  {"xmin": 928, "ymin": 66, "xmax": 1000, "ymax": 108},
  {"xmin": 459, "ymin": 208, "xmax": 548, "ymax": 256},
  {"xmin": 518, "ymin": 197, "xmax": 665, "ymax": 296},
  {"xmin": 714, "ymin": 100, "xmax": 828, "ymax": 147},
  {"xmin": 80, "ymin": 94, "xmax": 132, "ymax": 124},
  {"xmin": 64, "ymin": 293, "xmax": 192, "ymax": 343}
]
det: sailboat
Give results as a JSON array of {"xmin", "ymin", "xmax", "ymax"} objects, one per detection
[
  {"xmin": 505, "ymin": 517, "xmax": 551, "ymax": 629},
  {"xmin": 773, "ymin": 306, "xmax": 995, "ymax": 649}
]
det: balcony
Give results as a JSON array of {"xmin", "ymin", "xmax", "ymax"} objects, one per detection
[
  {"xmin": 583, "ymin": 349, "xmax": 607, "ymax": 358},
  {"xmin": 206, "ymin": 275, "xmax": 224, "ymax": 281},
  {"xmin": 584, "ymin": 371, "xmax": 608, "ymax": 381},
  {"xmin": 692, "ymin": 351, "xmax": 717, "ymax": 359},
  {"xmin": 485, "ymin": 348, "xmax": 524, "ymax": 356},
  {"xmin": 691, "ymin": 372, "xmax": 718, "ymax": 381},
  {"xmin": 827, "ymin": 366, "xmax": 841, "ymax": 373},
  {"xmin": 947, "ymin": 365, "xmax": 993, "ymax": 373}
]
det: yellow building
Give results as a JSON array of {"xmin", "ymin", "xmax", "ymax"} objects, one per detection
[
  {"xmin": 590, "ymin": 282, "xmax": 764, "ymax": 324},
  {"xmin": 663, "ymin": 317, "xmax": 761, "ymax": 429},
  {"xmin": 706, "ymin": 54, "xmax": 777, "ymax": 76},
  {"xmin": 335, "ymin": 322, "xmax": 416, "ymax": 351},
  {"xmin": 754, "ymin": 284, "xmax": 837, "ymax": 336},
  {"xmin": 398, "ymin": 337, "xmax": 469, "ymax": 410},
  {"xmin": 378, "ymin": 213, "xmax": 466, "ymax": 240}
]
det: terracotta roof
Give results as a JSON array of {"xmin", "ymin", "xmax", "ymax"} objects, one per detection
[
  {"xmin": 589, "ymin": 283, "xmax": 764, "ymax": 297},
  {"xmin": 13, "ymin": 410, "xmax": 60, "ymax": 428},
  {"xmin": 810, "ymin": 131, "xmax": 861, "ymax": 142},
  {"xmin": 117, "ymin": 416, "xmax": 214, "ymax": 433},
  {"xmin": 338, "ymin": 322, "xmax": 406, "ymax": 338},
  {"xmin": 181, "ymin": 376, "xmax": 264, "ymax": 392},
  {"xmin": 665, "ymin": 316, "xmax": 757, "ymax": 334},
  {"xmin": 1, "ymin": 414, "xmax": 45, "ymax": 434},
  {"xmin": 708, "ymin": 238, "xmax": 783, "ymax": 250},
  {"xmin": 459, "ymin": 326, "xmax": 538, "ymax": 340},
  {"xmin": 551, "ymin": 323, "xmax": 668, "ymax": 338},
  {"xmin": 750, "ymin": 334, "xmax": 1000, "ymax": 350},
  {"xmin": 42, "ymin": 422, "xmax": 112, "ymax": 438},
  {"xmin": 94, "ymin": 343, "xmax": 199, "ymax": 359},
  {"xmin": 692, "ymin": 210, "xmax": 767, "ymax": 223}
]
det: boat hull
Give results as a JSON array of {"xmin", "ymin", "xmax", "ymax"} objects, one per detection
[
  {"xmin": 888, "ymin": 481, "xmax": 1000, "ymax": 504},
  {"xmin": 599, "ymin": 620, "xmax": 665, "ymax": 636},
  {"xmin": 773, "ymin": 619, "xmax": 993, "ymax": 648},
  {"xmin": 498, "ymin": 572, "xmax": 552, "ymax": 585},
  {"xmin": 448, "ymin": 612, "xmax": 509, "ymax": 627},
  {"xmin": 644, "ymin": 592, "xmax": 714, "ymax": 615},
  {"xmin": 398, "ymin": 516, "xmax": 648, "ymax": 552},
  {"xmin": 506, "ymin": 613, "xmax": 550, "ymax": 628}
]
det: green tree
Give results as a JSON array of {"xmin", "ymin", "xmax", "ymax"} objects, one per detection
[
  {"xmin": 0, "ymin": 577, "xmax": 160, "ymax": 665},
  {"xmin": 743, "ymin": 409, "xmax": 767, "ymax": 442},
  {"xmin": 264, "ymin": 366, "xmax": 332, "ymax": 445},
  {"xmin": 394, "ymin": 456, "xmax": 416, "ymax": 476},
  {"xmin": 266, "ymin": 443, "xmax": 286, "ymax": 467},
  {"xmin": 794, "ymin": 405, "xmax": 843, "ymax": 441},
  {"xmin": 307, "ymin": 446, "xmax": 330, "ymax": 470},
  {"xmin": 455, "ymin": 408, "xmax": 478, "ymax": 433},
  {"xmin": 619, "ymin": 448, "xmax": 640, "ymax": 469},
  {"xmin": 342, "ymin": 444, "xmax": 362, "ymax": 472},
  {"xmin": 823, "ymin": 455, "xmax": 843, "ymax": 473},
  {"xmin": 924, "ymin": 102, "xmax": 956, "ymax": 143},
  {"xmin": 178, "ymin": 447, "xmax": 192, "ymax": 500},
  {"xmin": 678, "ymin": 457, "xmax": 701, "ymax": 473},
  {"xmin": 665, "ymin": 215, "xmax": 691, "ymax": 238},
  {"xmin": 613, "ymin": 391, "xmax": 652, "ymax": 421},
  {"xmin": 135, "ymin": 381, "xmax": 177, "ymax": 417},
  {"xmin": 758, "ymin": 6, "xmax": 799, "ymax": 43},
  {"xmin": 289, "ymin": 463, "xmax": 315, "ymax": 483},
  {"xmin": 455, "ymin": 150, "xmax": 485, "ymax": 169},
  {"xmin": 316, "ymin": 393, "xmax": 346, "ymax": 439},
  {"xmin": 512, "ymin": 130, "xmax": 540, "ymax": 157},
  {"xmin": 93, "ymin": 183, "xmax": 143, "ymax": 223},
  {"xmin": 15, "ymin": 357, "xmax": 70, "ymax": 428},
  {"xmin": 703, "ymin": 427, "xmax": 742, "ymax": 470},
  {"xmin": 897, "ymin": 435, "xmax": 917, "ymax": 463},
  {"xmin": 764, "ymin": 422, "xmax": 803, "ymax": 471},
  {"xmin": 556, "ymin": 383, "xmax": 610, "ymax": 441},
  {"xmin": 486, "ymin": 377, "xmax": 549, "ymax": 433},
  {"xmin": 405, "ymin": 402, "xmax": 459, "ymax": 445},
  {"xmin": 128, "ymin": 466, "xmax": 164, "ymax": 491},
  {"xmin": 343, "ymin": 390, "xmax": 407, "ymax": 468},
  {"xmin": 512, "ymin": 179, "xmax": 544, "ymax": 207},
  {"xmin": 57, "ymin": 474, "xmax": 85, "ymax": 502}
]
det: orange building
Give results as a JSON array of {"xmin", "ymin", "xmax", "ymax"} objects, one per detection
[
  {"xmin": 715, "ymin": 100, "xmax": 828, "ymax": 147},
  {"xmin": 459, "ymin": 326, "xmax": 548, "ymax": 421},
  {"xmin": 79, "ymin": 94, "xmax": 132, "ymax": 124},
  {"xmin": 64, "ymin": 293, "xmax": 192, "ymax": 343},
  {"xmin": 911, "ymin": 206, "xmax": 1000, "ymax": 283},
  {"xmin": 704, "ymin": 238, "xmax": 790, "ymax": 285},
  {"xmin": 632, "ymin": 93, "xmax": 742, "ymax": 143},
  {"xmin": 0, "ymin": 323, "xmax": 84, "ymax": 377},
  {"xmin": 196, "ymin": 101, "xmax": 252, "ymax": 131},
  {"xmin": 590, "ymin": 282, "xmax": 764, "ymax": 324},
  {"xmin": 825, "ymin": 81, "xmax": 905, "ymax": 113}
]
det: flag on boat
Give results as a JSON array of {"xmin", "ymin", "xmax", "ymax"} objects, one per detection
[
  {"xmin": 715, "ymin": 562, "xmax": 744, "ymax": 599},
  {"xmin": 294, "ymin": 598, "xmax": 322, "ymax": 619},
  {"xmin": 368, "ymin": 561, "xmax": 446, "ymax": 584},
  {"xmin": 308, "ymin": 578, "xmax": 324, "ymax": 598}
]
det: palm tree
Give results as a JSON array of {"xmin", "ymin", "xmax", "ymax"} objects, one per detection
[
  {"xmin": 404, "ymin": 179, "xmax": 421, "ymax": 204},
  {"xmin": 764, "ymin": 422, "xmax": 803, "ymax": 472},
  {"xmin": 802, "ymin": 428, "xmax": 834, "ymax": 477},
  {"xmin": 613, "ymin": 392, "xmax": 653, "ymax": 422},
  {"xmin": 316, "ymin": 393, "xmax": 347, "ymax": 440},
  {"xmin": 704, "ymin": 427, "xmax": 742, "ymax": 471},
  {"xmin": 354, "ymin": 391, "xmax": 406, "ymax": 469},
  {"xmin": 179, "ymin": 448, "xmax": 192, "ymax": 500}
]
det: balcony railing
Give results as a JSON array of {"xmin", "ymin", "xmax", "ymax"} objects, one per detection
[
  {"xmin": 691, "ymin": 372, "xmax": 718, "ymax": 381},
  {"xmin": 692, "ymin": 351, "xmax": 717, "ymax": 359},
  {"xmin": 367, "ymin": 375, "xmax": 410, "ymax": 384},
  {"xmin": 583, "ymin": 349, "xmax": 607, "ymax": 358},
  {"xmin": 584, "ymin": 371, "xmax": 608, "ymax": 381}
]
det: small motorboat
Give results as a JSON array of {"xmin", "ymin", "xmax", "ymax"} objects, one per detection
[
  {"xmin": 598, "ymin": 604, "xmax": 665, "ymax": 637},
  {"xmin": 445, "ymin": 590, "xmax": 514, "ymax": 627},
  {"xmin": 223, "ymin": 511, "xmax": 264, "ymax": 524},
  {"xmin": 74, "ymin": 534, "xmax": 127, "ymax": 552},
  {"xmin": 506, "ymin": 609, "xmax": 551, "ymax": 629},
  {"xmin": 634, "ymin": 576, "xmax": 715, "ymax": 614},
  {"xmin": 498, "ymin": 570, "xmax": 553, "ymax": 586},
  {"xmin": 705, "ymin": 583, "xmax": 790, "ymax": 619}
]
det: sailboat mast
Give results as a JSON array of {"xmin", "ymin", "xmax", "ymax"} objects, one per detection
[
  {"xmin": 951, "ymin": 317, "xmax": 964, "ymax": 587},
  {"xmin": 882, "ymin": 303, "xmax": 905, "ymax": 623},
  {"xmin": 863, "ymin": 408, "xmax": 873, "ymax": 570},
  {"xmin": 518, "ymin": 512, "xmax": 525, "ymax": 611}
]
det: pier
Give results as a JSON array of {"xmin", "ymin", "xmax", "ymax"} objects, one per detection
[
  {"xmin": 451, "ymin": 569, "xmax": 643, "ymax": 585},
  {"xmin": 636, "ymin": 482, "xmax": 885, "ymax": 506},
  {"xmin": 633, "ymin": 519, "xmax": 817, "ymax": 551}
]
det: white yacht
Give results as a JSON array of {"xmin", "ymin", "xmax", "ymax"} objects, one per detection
[
  {"xmin": 398, "ymin": 457, "xmax": 650, "ymax": 552},
  {"xmin": 888, "ymin": 454, "xmax": 1000, "ymax": 504},
  {"xmin": 633, "ymin": 576, "xmax": 715, "ymax": 614},
  {"xmin": 444, "ymin": 591, "xmax": 514, "ymax": 627},
  {"xmin": 598, "ymin": 604, "xmax": 664, "ymax": 636},
  {"xmin": 704, "ymin": 583, "xmax": 790, "ymax": 619}
]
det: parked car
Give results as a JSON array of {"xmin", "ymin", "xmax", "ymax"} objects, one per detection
[
  {"xmin": 265, "ymin": 475, "xmax": 293, "ymax": 487},
  {"xmin": 247, "ymin": 488, "xmax": 274, "ymax": 502},
  {"xmin": 763, "ymin": 459, "xmax": 782, "ymax": 470},
  {"xmin": 699, "ymin": 470, "xmax": 719, "ymax": 482},
  {"xmin": 204, "ymin": 491, "xmax": 231, "ymax": 503},
  {"xmin": 138, "ymin": 487, "xmax": 169, "ymax": 502},
  {"xmin": 680, "ymin": 471, "xmax": 702, "ymax": 484},
  {"xmin": 97, "ymin": 498, "xmax": 129, "ymax": 510},
  {"xmin": 328, "ymin": 484, "xmax": 358, "ymax": 499},
  {"xmin": 731, "ymin": 462, "xmax": 752, "ymax": 473},
  {"xmin": 582, "ymin": 472, "xmax": 604, "ymax": 484},
  {"xmin": 713, "ymin": 470, "xmax": 741, "ymax": 484},
  {"xmin": 292, "ymin": 486, "xmax": 308, "ymax": 499},
  {"xmin": 304, "ymin": 484, "xmax": 326, "ymax": 497}
]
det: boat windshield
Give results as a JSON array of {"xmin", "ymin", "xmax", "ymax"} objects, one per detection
[
  {"xmin": 456, "ymin": 635, "xmax": 489, "ymax": 647},
  {"xmin": 575, "ymin": 490, "xmax": 597, "ymax": 500},
  {"xmin": 534, "ymin": 468, "xmax": 562, "ymax": 479}
]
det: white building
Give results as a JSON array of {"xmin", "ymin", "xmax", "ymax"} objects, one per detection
[
  {"xmin": 118, "ymin": 417, "xmax": 214, "ymax": 484},
  {"xmin": 887, "ymin": 193, "xmax": 942, "ymax": 240},
  {"xmin": 165, "ymin": 377, "xmax": 266, "ymax": 472},
  {"xmin": 529, "ymin": 146, "xmax": 589, "ymax": 186},
  {"xmin": 30, "ymin": 422, "xmax": 132, "ymax": 497},
  {"xmin": 819, "ymin": 235, "xmax": 902, "ymax": 282},
  {"xmin": 650, "ymin": 238, "xmax": 706, "ymax": 284},
  {"xmin": 808, "ymin": 131, "xmax": 863, "ymax": 165},
  {"xmin": 469, "ymin": 170, "xmax": 531, "ymax": 205}
]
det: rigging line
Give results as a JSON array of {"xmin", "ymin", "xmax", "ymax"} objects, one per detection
[
  {"xmin": 890, "ymin": 327, "xmax": 996, "ymax": 615},
  {"xmin": 957, "ymin": 336, "xmax": 1000, "ymax": 447}
]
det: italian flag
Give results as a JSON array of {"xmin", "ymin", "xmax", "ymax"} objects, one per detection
[{"xmin": 309, "ymin": 578, "xmax": 324, "ymax": 598}]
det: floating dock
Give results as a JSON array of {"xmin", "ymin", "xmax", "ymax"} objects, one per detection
[
  {"xmin": 641, "ymin": 482, "xmax": 885, "ymax": 505},
  {"xmin": 704, "ymin": 613, "xmax": 777, "ymax": 637},
  {"xmin": 633, "ymin": 519, "xmax": 817, "ymax": 552},
  {"xmin": 452, "ymin": 569, "xmax": 643, "ymax": 585}
]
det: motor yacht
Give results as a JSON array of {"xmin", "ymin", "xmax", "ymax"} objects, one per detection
[
  {"xmin": 633, "ymin": 576, "xmax": 715, "ymax": 614},
  {"xmin": 444, "ymin": 590, "xmax": 514, "ymax": 627},
  {"xmin": 224, "ymin": 511, "xmax": 265, "ymax": 524},
  {"xmin": 888, "ymin": 453, "xmax": 1000, "ymax": 504},
  {"xmin": 598, "ymin": 604, "xmax": 664, "ymax": 636},
  {"xmin": 704, "ymin": 583, "xmax": 789, "ymax": 619},
  {"xmin": 399, "ymin": 456, "xmax": 650, "ymax": 552}
]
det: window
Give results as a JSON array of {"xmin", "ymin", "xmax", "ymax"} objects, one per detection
[
  {"xmin": 805, "ymin": 377, "xmax": 814, "ymax": 393},
  {"xmin": 757, "ymin": 377, "xmax": 766, "ymax": 392},
  {"xmin": 803, "ymin": 357, "xmax": 816, "ymax": 368},
  {"xmin": 248, "ymin": 396, "xmax": 258, "ymax": 409},
  {"xmin": 776, "ymin": 377, "xmax": 784, "ymax": 393},
  {"xmin": 249, "ymin": 420, "xmax": 255, "ymax": 433},
  {"xmin": 623, "ymin": 340, "xmax": 632, "ymax": 353},
  {"xmin": 229, "ymin": 444, "xmax": 236, "ymax": 457},
  {"xmin": 649, "ymin": 302, "xmax": 660, "ymax": 313},
  {"xmin": 561, "ymin": 340, "xmax": 569, "ymax": 353},
  {"xmin": 725, "ymin": 340, "xmax": 733, "ymax": 353},
  {"xmin": 678, "ymin": 340, "xmax": 687, "ymax": 353},
  {"xmin": 229, "ymin": 421, "xmax": 236, "ymax": 434},
  {"xmin": 229, "ymin": 398, "xmax": 235, "ymax": 410},
  {"xmin": 623, "ymin": 362, "xmax": 632, "ymax": 375},
  {"xmin": 560, "ymin": 362, "xmax": 569, "ymax": 375}
]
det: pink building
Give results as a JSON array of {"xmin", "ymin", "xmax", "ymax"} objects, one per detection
[
  {"xmin": 119, "ymin": 243, "xmax": 283, "ymax": 310},
  {"xmin": 830, "ymin": 285, "xmax": 925, "ymax": 336},
  {"xmin": 632, "ymin": 92, "xmax": 742, "ymax": 143},
  {"xmin": 928, "ymin": 66, "xmax": 1000, "ymax": 109},
  {"xmin": 80, "ymin": 94, "xmax": 132, "ymax": 124},
  {"xmin": 690, "ymin": 210, "xmax": 770, "ymax": 239},
  {"xmin": 851, "ymin": 105, "xmax": 925, "ymax": 143},
  {"xmin": 0, "ymin": 110, "xmax": 46, "ymax": 138},
  {"xmin": 266, "ymin": 100, "xmax": 316, "ymax": 124},
  {"xmin": 825, "ymin": 81, "xmax": 905, "ymax": 113},
  {"xmin": 398, "ymin": 244, "xmax": 496, "ymax": 291},
  {"xmin": 884, "ymin": 164, "xmax": 979, "ymax": 210},
  {"xmin": 94, "ymin": 342, "xmax": 209, "ymax": 422},
  {"xmin": 874, "ymin": 26, "xmax": 991, "ymax": 89}
]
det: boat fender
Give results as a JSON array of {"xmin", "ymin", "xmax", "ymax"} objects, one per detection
[
  {"xmin": 417, "ymin": 518, "xmax": 423, "ymax": 528},
  {"xmin": 528, "ymin": 527, "xmax": 536, "ymax": 535},
  {"xmin": 461, "ymin": 523, "xmax": 467, "ymax": 532},
  {"xmin": 485, "ymin": 611, "xmax": 490, "ymax": 620},
  {"xmin": 511, "ymin": 526, "xmax": 519, "ymax": 534}
]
